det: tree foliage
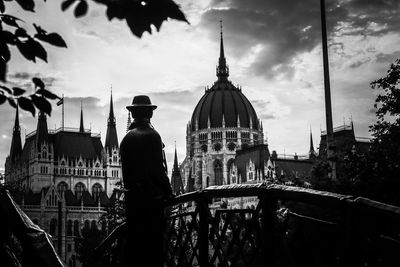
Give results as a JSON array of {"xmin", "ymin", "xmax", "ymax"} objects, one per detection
[
  {"xmin": 99, "ymin": 181, "xmax": 126, "ymax": 233},
  {"xmin": 311, "ymin": 59, "xmax": 400, "ymax": 206},
  {"xmin": 1, "ymin": 0, "xmax": 188, "ymax": 115}
]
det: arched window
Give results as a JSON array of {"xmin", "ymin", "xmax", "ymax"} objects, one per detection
[
  {"xmin": 73, "ymin": 220, "xmax": 80, "ymax": 236},
  {"xmin": 206, "ymin": 176, "xmax": 210, "ymax": 188},
  {"xmin": 57, "ymin": 182, "xmax": 68, "ymax": 196},
  {"xmin": 214, "ymin": 160, "xmax": 223, "ymax": 186},
  {"xmin": 50, "ymin": 218, "xmax": 57, "ymax": 236},
  {"xmin": 75, "ymin": 182, "xmax": 86, "ymax": 200},
  {"xmin": 92, "ymin": 183, "xmax": 103, "ymax": 201},
  {"xmin": 67, "ymin": 220, "xmax": 73, "ymax": 236}
]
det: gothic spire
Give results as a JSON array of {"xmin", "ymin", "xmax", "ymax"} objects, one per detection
[
  {"xmin": 105, "ymin": 91, "xmax": 119, "ymax": 154},
  {"xmin": 309, "ymin": 127, "xmax": 316, "ymax": 159},
  {"xmin": 216, "ymin": 20, "xmax": 229, "ymax": 81},
  {"xmin": 36, "ymin": 111, "xmax": 48, "ymax": 149},
  {"xmin": 9, "ymin": 105, "xmax": 22, "ymax": 163},
  {"xmin": 171, "ymin": 143, "xmax": 184, "ymax": 195},
  {"xmin": 126, "ymin": 112, "xmax": 131, "ymax": 133},
  {"xmin": 108, "ymin": 89, "xmax": 115, "ymax": 123},
  {"xmin": 79, "ymin": 101, "xmax": 84, "ymax": 132}
]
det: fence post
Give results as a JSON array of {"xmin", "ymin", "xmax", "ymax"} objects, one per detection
[
  {"xmin": 197, "ymin": 193, "xmax": 209, "ymax": 267},
  {"xmin": 261, "ymin": 193, "xmax": 277, "ymax": 266}
]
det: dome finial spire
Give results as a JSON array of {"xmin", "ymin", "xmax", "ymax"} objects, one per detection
[{"xmin": 216, "ymin": 20, "xmax": 229, "ymax": 81}]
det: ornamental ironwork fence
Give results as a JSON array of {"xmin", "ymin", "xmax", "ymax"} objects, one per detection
[{"xmin": 90, "ymin": 183, "xmax": 400, "ymax": 267}]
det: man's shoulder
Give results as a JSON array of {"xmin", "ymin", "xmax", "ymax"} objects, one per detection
[{"xmin": 121, "ymin": 126, "xmax": 161, "ymax": 144}]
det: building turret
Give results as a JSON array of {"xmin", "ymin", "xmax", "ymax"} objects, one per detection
[
  {"xmin": 104, "ymin": 91, "xmax": 121, "ymax": 196},
  {"xmin": 79, "ymin": 103, "xmax": 84, "ymax": 133},
  {"xmin": 216, "ymin": 21, "xmax": 229, "ymax": 81},
  {"xmin": 171, "ymin": 144, "xmax": 184, "ymax": 195},
  {"xmin": 105, "ymin": 92, "xmax": 119, "ymax": 154},
  {"xmin": 36, "ymin": 111, "xmax": 49, "ymax": 148},
  {"xmin": 126, "ymin": 112, "xmax": 132, "ymax": 133},
  {"xmin": 9, "ymin": 105, "xmax": 22, "ymax": 163},
  {"xmin": 309, "ymin": 128, "xmax": 316, "ymax": 159}
]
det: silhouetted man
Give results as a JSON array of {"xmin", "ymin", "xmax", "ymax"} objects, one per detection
[{"xmin": 120, "ymin": 95, "xmax": 173, "ymax": 267}]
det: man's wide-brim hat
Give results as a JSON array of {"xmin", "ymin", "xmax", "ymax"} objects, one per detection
[{"xmin": 126, "ymin": 95, "xmax": 157, "ymax": 111}]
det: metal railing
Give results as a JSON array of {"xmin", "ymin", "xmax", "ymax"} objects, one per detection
[{"xmin": 90, "ymin": 183, "xmax": 400, "ymax": 266}]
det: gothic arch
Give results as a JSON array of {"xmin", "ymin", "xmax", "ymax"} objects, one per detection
[
  {"xmin": 57, "ymin": 181, "xmax": 68, "ymax": 196},
  {"xmin": 92, "ymin": 183, "xmax": 103, "ymax": 201},
  {"xmin": 227, "ymin": 158, "xmax": 235, "ymax": 185},
  {"xmin": 74, "ymin": 182, "xmax": 86, "ymax": 200},
  {"xmin": 214, "ymin": 159, "xmax": 223, "ymax": 186}
]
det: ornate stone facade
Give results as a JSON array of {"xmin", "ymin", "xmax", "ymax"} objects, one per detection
[
  {"xmin": 4, "ymin": 93, "xmax": 121, "ymax": 267},
  {"xmin": 181, "ymin": 27, "xmax": 264, "ymax": 192}
]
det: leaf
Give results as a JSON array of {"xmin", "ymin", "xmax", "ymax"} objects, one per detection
[
  {"xmin": 100, "ymin": 0, "xmax": 188, "ymax": 38},
  {"xmin": 16, "ymin": 38, "xmax": 47, "ymax": 63},
  {"xmin": 0, "ymin": 85, "xmax": 12, "ymax": 94},
  {"xmin": 61, "ymin": 0, "xmax": 76, "ymax": 11},
  {"xmin": 0, "ymin": 0, "xmax": 5, "ymax": 14},
  {"xmin": 12, "ymin": 87, "xmax": 25, "ymax": 96},
  {"xmin": 31, "ymin": 94, "xmax": 51, "ymax": 115},
  {"xmin": 0, "ymin": 93, "xmax": 6, "ymax": 105},
  {"xmin": 14, "ymin": 0, "xmax": 35, "ymax": 12},
  {"xmin": 15, "ymin": 28, "xmax": 28, "ymax": 38},
  {"xmin": 0, "ymin": 58, "xmax": 5, "ymax": 82},
  {"xmin": 36, "ymin": 88, "xmax": 59, "ymax": 99},
  {"xmin": 1, "ymin": 30, "xmax": 16, "ymax": 45},
  {"xmin": 33, "ymin": 23, "xmax": 46, "ymax": 35},
  {"xmin": 16, "ymin": 40, "xmax": 35, "ymax": 62},
  {"xmin": 7, "ymin": 96, "xmax": 17, "ymax": 108},
  {"xmin": 0, "ymin": 15, "xmax": 19, "ymax": 27},
  {"xmin": 18, "ymin": 96, "xmax": 35, "ymax": 116},
  {"xmin": 35, "ymin": 32, "xmax": 67, "ymax": 48},
  {"xmin": 0, "ymin": 42, "xmax": 10, "ymax": 62},
  {"xmin": 74, "ymin": 0, "xmax": 88, "ymax": 18},
  {"xmin": 32, "ymin": 77, "xmax": 45, "ymax": 89}
]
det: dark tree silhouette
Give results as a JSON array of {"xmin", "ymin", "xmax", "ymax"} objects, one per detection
[
  {"xmin": 0, "ymin": 0, "xmax": 188, "ymax": 115},
  {"xmin": 311, "ymin": 59, "xmax": 400, "ymax": 206}
]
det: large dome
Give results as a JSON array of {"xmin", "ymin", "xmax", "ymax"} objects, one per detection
[
  {"xmin": 190, "ymin": 25, "xmax": 259, "ymax": 132},
  {"xmin": 191, "ymin": 81, "xmax": 260, "ymax": 131}
]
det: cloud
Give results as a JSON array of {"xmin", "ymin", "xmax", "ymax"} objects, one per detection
[
  {"xmin": 251, "ymin": 100, "xmax": 277, "ymax": 120},
  {"xmin": 199, "ymin": 0, "xmax": 400, "ymax": 79},
  {"xmin": 375, "ymin": 51, "xmax": 400, "ymax": 63},
  {"xmin": 9, "ymin": 72, "xmax": 30, "ymax": 80}
]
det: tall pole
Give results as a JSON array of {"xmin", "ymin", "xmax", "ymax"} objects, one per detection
[
  {"xmin": 320, "ymin": 0, "xmax": 336, "ymax": 178},
  {"xmin": 320, "ymin": 0, "xmax": 333, "ymax": 138},
  {"xmin": 62, "ymin": 94, "xmax": 64, "ymax": 130}
]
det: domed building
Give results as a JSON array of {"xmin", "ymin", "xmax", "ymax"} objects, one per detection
[{"xmin": 181, "ymin": 27, "xmax": 265, "ymax": 191}]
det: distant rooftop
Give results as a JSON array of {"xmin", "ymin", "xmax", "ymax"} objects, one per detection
[
  {"xmin": 320, "ymin": 124, "xmax": 352, "ymax": 135},
  {"xmin": 26, "ymin": 127, "xmax": 101, "ymax": 139}
]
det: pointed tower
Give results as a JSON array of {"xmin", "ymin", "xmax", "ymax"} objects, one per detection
[
  {"xmin": 31, "ymin": 110, "xmax": 52, "ymax": 193},
  {"xmin": 105, "ymin": 91, "xmax": 119, "ymax": 154},
  {"xmin": 126, "ymin": 112, "xmax": 132, "ymax": 133},
  {"xmin": 9, "ymin": 105, "xmax": 22, "ymax": 163},
  {"xmin": 36, "ymin": 111, "xmax": 49, "ymax": 148},
  {"xmin": 171, "ymin": 144, "xmax": 184, "ymax": 195},
  {"xmin": 216, "ymin": 20, "xmax": 229, "ymax": 81},
  {"xmin": 79, "ymin": 102, "xmax": 84, "ymax": 132},
  {"xmin": 104, "ymin": 91, "xmax": 121, "ymax": 196},
  {"xmin": 309, "ymin": 128, "xmax": 316, "ymax": 159}
]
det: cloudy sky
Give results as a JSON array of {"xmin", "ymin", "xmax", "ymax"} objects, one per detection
[{"xmin": 1, "ymin": 0, "xmax": 400, "ymax": 173}]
